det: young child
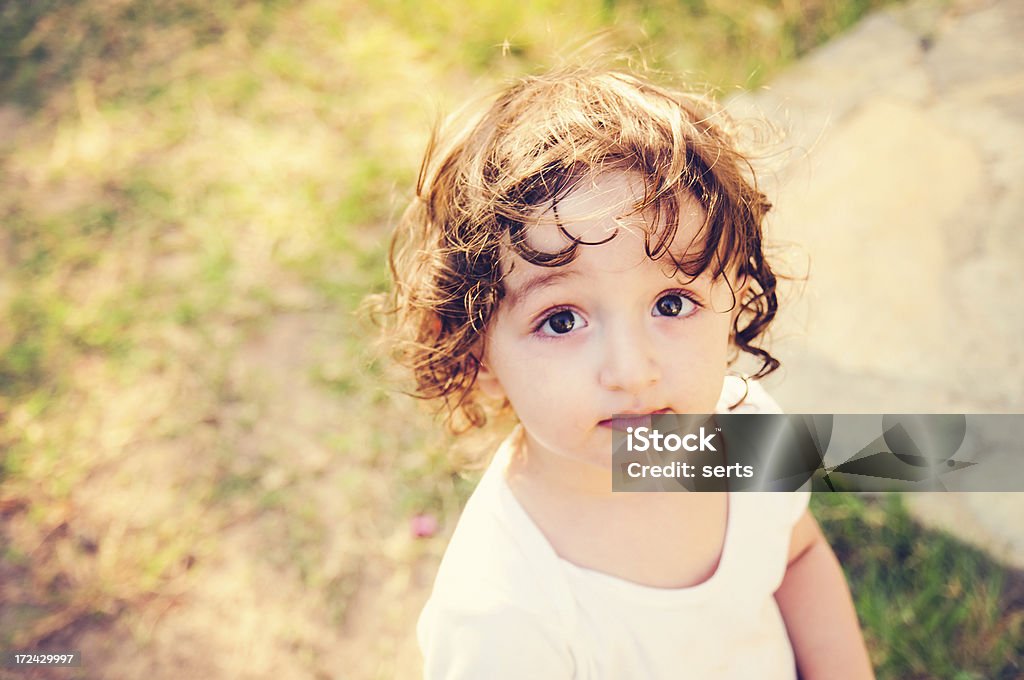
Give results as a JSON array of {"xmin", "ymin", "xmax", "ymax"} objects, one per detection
[{"xmin": 383, "ymin": 67, "xmax": 874, "ymax": 679}]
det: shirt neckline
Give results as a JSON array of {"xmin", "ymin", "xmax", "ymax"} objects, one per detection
[
  {"xmin": 490, "ymin": 430, "xmax": 740, "ymax": 606},
  {"xmin": 554, "ymin": 490, "xmax": 737, "ymax": 605},
  {"xmin": 484, "ymin": 374, "xmax": 763, "ymax": 606}
]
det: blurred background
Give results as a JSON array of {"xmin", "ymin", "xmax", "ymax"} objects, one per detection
[{"xmin": 0, "ymin": 0, "xmax": 1021, "ymax": 678}]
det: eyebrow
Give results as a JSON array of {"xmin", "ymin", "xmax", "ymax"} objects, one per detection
[{"xmin": 503, "ymin": 270, "xmax": 579, "ymax": 310}]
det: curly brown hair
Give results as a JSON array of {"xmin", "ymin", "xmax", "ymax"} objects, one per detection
[{"xmin": 378, "ymin": 66, "xmax": 779, "ymax": 433}]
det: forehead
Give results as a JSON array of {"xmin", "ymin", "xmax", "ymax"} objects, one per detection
[
  {"xmin": 502, "ymin": 171, "xmax": 714, "ymax": 283},
  {"xmin": 521, "ymin": 171, "xmax": 705, "ymax": 257},
  {"xmin": 495, "ymin": 171, "xmax": 751, "ymax": 316}
]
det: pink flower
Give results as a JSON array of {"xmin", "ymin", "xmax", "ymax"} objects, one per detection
[{"xmin": 411, "ymin": 513, "xmax": 439, "ymax": 538}]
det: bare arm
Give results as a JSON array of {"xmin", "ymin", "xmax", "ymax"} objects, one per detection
[{"xmin": 775, "ymin": 510, "xmax": 876, "ymax": 680}]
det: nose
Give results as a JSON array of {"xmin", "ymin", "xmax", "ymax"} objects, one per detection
[{"xmin": 597, "ymin": 321, "xmax": 661, "ymax": 394}]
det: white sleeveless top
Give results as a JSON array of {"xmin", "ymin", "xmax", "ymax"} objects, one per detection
[{"xmin": 418, "ymin": 377, "xmax": 810, "ymax": 679}]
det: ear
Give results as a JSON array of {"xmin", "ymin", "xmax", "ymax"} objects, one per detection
[{"xmin": 473, "ymin": 347, "xmax": 506, "ymax": 402}]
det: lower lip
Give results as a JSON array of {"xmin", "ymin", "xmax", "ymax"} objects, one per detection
[{"xmin": 599, "ymin": 410, "xmax": 671, "ymax": 431}]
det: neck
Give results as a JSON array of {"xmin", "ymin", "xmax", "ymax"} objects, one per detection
[{"xmin": 504, "ymin": 427, "xmax": 616, "ymax": 498}]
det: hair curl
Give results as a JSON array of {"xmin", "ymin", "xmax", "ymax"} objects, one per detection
[{"xmin": 378, "ymin": 66, "xmax": 780, "ymax": 432}]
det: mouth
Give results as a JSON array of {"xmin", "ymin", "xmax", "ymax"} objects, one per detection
[{"xmin": 598, "ymin": 408, "xmax": 672, "ymax": 431}]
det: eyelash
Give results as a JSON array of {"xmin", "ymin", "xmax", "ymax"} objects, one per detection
[
  {"xmin": 531, "ymin": 305, "xmax": 579, "ymax": 337},
  {"xmin": 654, "ymin": 289, "xmax": 702, "ymax": 318},
  {"xmin": 530, "ymin": 290, "xmax": 703, "ymax": 337}
]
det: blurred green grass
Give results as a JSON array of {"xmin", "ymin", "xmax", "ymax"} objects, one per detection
[
  {"xmin": 1, "ymin": 1, "xmax": 1021, "ymax": 678},
  {"xmin": 813, "ymin": 494, "xmax": 1023, "ymax": 679}
]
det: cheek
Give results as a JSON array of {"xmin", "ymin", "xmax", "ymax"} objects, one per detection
[
  {"xmin": 659, "ymin": 322, "xmax": 731, "ymax": 400},
  {"xmin": 664, "ymin": 314, "xmax": 732, "ymax": 358},
  {"xmin": 503, "ymin": 354, "xmax": 561, "ymax": 395},
  {"xmin": 496, "ymin": 353, "xmax": 584, "ymax": 418}
]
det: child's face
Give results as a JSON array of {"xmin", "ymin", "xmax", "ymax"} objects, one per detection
[{"xmin": 477, "ymin": 171, "xmax": 744, "ymax": 471}]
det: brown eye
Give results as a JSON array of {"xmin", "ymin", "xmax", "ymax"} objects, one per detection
[
  {"xmin": 653, "ymin": 293, "xmax": 693, "ymax": 317},
  {"xmin": 541, "ymin": 310, "xmax": 581, "ymax": 335}
]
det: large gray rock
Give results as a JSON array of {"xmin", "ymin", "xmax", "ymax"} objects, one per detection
[{"xmin": 735, "ymin": 0, "xmax": 1024, "ymax": 566}]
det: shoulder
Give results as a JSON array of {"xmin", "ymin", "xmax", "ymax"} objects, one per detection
[
  {"xmin": 723, "ymin": 489, "xmax": 810, "ymax": 597},
  {"xmin": 418, "ymin": 595, "xmax": 575, "ymax": 679},
  {"xmin": 426, "ymin": 439, "xmax": 569, "ymax": 613},
  {"xmin": 418, "ymin": 435, "xmax": 576, "ymax": 678},
  {"xmin": 733, "ymin": 488, "xmax": 810, "ymax": 539},
  {"xmin": 717, "ymin": 375, "xmax": 806, "ymax": 518},
  {"xmin": 716, "ymin": 381, "xmax": 811, "ymax": 586}
]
